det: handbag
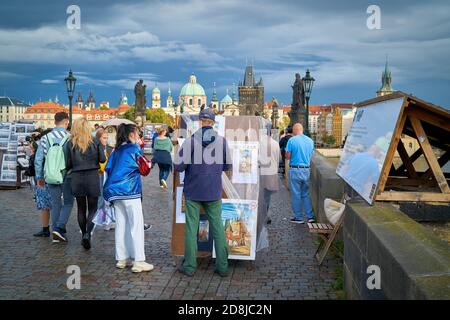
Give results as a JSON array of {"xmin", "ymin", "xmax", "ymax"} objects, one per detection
[{"xmin": 137, "ymin": 155, "xmax": 152, "ymax": 176}]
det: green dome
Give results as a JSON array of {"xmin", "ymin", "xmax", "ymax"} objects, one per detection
[
  {"xmin": 152, "ymin": 87, "xmax": 160, "ymax": 94},
  {"xmin": 221, "ymin": 94, "xmax": 232, "ymax": 104},
  {"xmin": 180, "ymin": 74, "xmax": 206, "ymax": 97}
]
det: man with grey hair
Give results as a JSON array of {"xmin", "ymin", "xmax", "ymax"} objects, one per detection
[{"xmin": 285, "ymin": 123, "xmax": 316, "ymax": 224}]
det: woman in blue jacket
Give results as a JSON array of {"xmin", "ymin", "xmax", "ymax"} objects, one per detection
[{"xmin": 103, "ymin": 123, "xmax": 153, "ymax": 273}]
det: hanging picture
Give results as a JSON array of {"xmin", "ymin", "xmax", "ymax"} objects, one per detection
[
  {"xmin": 214, "ymin": 199, "xmax": 258, "ymax": 260},
  {"xmin": 229, "ymin": 141, "xmax": 259, "ymax": 184},
  {"xmin": 213, "ymin": 115, "xmax": 226, "ymax": 137},
  {"xmin": 175, "ymin": 186, "xmax": 186, "ymax": 224}
]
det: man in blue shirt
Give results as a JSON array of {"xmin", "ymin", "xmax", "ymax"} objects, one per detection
[
  {"xmin": 35, "ymin": 112, "xmax": 74, "ymax": 242},
  {"xmin": 285, "ymin": 123, "xmax": 316, "ymax": 224}
]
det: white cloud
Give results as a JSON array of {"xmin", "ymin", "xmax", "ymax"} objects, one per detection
[{"xmin": 40, "ymin": 79, "xmax": 59, "ymax": 84}]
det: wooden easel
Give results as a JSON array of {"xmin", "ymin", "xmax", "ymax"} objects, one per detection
[{"xmin": 357, "ymin": 93, "xmax": 450, "ymax": 202}]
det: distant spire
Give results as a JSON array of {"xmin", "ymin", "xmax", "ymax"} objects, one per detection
[
  {"xmin": 168, "ymin": 82, "xmax": 172, "ymax": 96},
  {"xmin": 211, "ymin": 82, "xmax": 218, "ymax": 101},
  {"xmin": 377, "ymin": 55, "xmax": 394, "ymax": 96},
  {"xmin": 232, "ymin": 82, "xmax": 236, "ymax": 102}
]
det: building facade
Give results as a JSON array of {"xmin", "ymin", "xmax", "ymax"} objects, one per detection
[
  {"xmin": 24, "ymin": 101, "xmax": 130, "ymax": 128},
  {"xmin": 152, "ymin": 85, "xmax": 161, "ymax": 108},
  {"xmin": 0, "ymin": 97, "xmax": 30, "ymax": 122}
]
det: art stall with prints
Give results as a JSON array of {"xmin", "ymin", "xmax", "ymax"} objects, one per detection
[
  {"xmin": 171, "ymin": 115, "xmax": 266, "ymax": 261},
  {"xmin": 0, "ymin": 122, "xmax": 35, "ymax": 188}
]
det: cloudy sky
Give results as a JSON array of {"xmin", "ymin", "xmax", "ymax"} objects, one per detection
[{"xmin": 0, "ymin": 0, "xmax": 449, "ymax": 107}]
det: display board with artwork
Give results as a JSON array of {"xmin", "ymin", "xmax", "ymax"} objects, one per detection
[
  {"xmin": 0, "ymin": 122, "xmax": 35, "ymax": 188},
  {"xmin": 337, "ymin": 92, "xmax": 450, "ymax": 204},
  {"xmin": 171, "ymin": 115, "xmax": 265, "ymax": 261}
]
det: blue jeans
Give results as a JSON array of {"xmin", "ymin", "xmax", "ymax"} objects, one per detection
[
  {"xmin": 48, "ymin": 176, "xmax": 74, "ymax": 230},
  {"xmin": 158, "ymin": 163, "xmax": 171, "ymax": 184},
  {"xmin": 289, "ymin": 168, "xmax": 314, "ymax": 220}
]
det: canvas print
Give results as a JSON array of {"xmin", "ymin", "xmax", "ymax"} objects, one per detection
[
  {"xmin": 229, "ymin": 141, "xmax": 259, "ymax": 184},
  {"xmin": 214, "ymin": 199, "xmax": 258, "ymax": 260},
  {"xmin": 1, "ymin": 170, "xmax": 17, "ymax": 182},
  {"xmin": 198, "ymin": 220, "xmax": 209, "ymax": 242},
  {"xmin": 175, "ymin": 186, "xmax": 186, "ymax": 224}
]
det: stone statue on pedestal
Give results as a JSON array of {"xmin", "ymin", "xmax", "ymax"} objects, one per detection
[
  {"xmin": 271, "ymin": 97, "xmax": 279, "ymax": 129},
  {"xmin": 134, "ymin": 79, "xmax": 147, "ymax": 125},
  {"xmin": 288, "ymin": 73, "xmax": 306, "ymax": 126}
]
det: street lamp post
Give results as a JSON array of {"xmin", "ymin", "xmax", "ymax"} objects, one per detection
[
  {"xmin": 302, "ymin": 69, "xmax": 315, "ymax": 137},
  {"xmin": 64, "ymin": 69, "xmax": 76, "ymax": 128}
]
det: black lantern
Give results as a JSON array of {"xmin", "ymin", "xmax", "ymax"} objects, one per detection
[
  {"xmin": 64, "ymin": 69, "xmax": 76, "ymax": 127},
  {"xmin": 302, "ymin": 69, "xmax": 315, "ymax": 136}
]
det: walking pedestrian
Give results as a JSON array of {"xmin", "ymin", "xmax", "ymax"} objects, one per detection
[
  {"xmin": 152, "ymin": 127, "xmax": 173, "ymax": 189},
  {"xmin": 103, "ymin": 123, "xmax": 153, "ymax": 273},
  {"xmin": 66, "ymin": 118, "xmax": 106, "ymax": 250},
  {"xmin": 174, "ymin": 108, "xmax": 232, "ymax": 277},
  {"xmin": 285, "ymin": 123, "xmax": 316, "ymax": 224},
  {"xmin": 26, "ymin": 132, "xmax": 52, "ymax": 237},
  {"xmin": 279, "ymin": 126, "xmax": 293, "ymax": 174},
  {"xmin": 259, "ymin": 132, "xmax": 280, "ymax": 224},
  {"xmin": 35, "ymin": 112, "xmax": 74, "ymax": 243}
]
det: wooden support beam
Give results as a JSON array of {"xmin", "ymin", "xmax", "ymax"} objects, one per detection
[
  {"xmin": 377, "ymin": 191, "xmax": 450, "ymax": 202},
  {"xmin": 376, "ymin": 107, "xmax": 408, "ymax": 197},
  {"xmin": 386, "ymin": 177, "xmax": 439, "ymax": 188},
  {"xmin": 421, "ymin": 152, "xmax": 450, "ymax": 180},
  {"xmin": 405, "ymin": 108, "xmax": 450, "ymax": 132},
  {"xmin": 394, "ymin": 148, "xmax": 422, "ymax": 175},
  {"xmin": 409, "ymin": 116, "xmax": 450, "ymax": 194},
  {"xmin": 397, "ymin": 140, "xmax": 418, "ymax": 178}
]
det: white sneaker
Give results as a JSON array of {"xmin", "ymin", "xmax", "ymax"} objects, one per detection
[
  {"xmin": 116, "ymin": 260, "xmax": 133, "ymax": 269},
  {"xmin": 131, "ymin": 261, "xmax": 154, "ymax": 273}
]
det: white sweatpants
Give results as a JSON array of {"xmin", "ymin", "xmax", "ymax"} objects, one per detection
[{"xmin": 114, "ymin": 198, "xmax": 146, "ymax": 262}]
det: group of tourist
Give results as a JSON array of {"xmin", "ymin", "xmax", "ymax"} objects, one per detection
[{"xmin": 27, "ymin": 107, "xmax": 316, "ymax": 277}]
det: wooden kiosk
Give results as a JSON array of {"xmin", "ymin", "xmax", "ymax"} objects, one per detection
[{"xmin": 338, "ymin": 92, "xmax": 449, "ymax": 204}]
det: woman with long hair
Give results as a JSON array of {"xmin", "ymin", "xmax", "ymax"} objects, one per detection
[
  {"xmin": 151, "ymin": 127, "xmax": 173, "ymax": 189},
  {"xmin": 103, "ymin": 123, "xmax": 153, "ymax": 273},
  {"xmin": 66, "ymin": 118, "xmax": 106, "ymax": 249}
]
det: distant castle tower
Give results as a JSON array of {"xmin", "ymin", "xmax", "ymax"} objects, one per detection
[
  {"xmin": 238, "ymin": 62, "xmax": 264, "ymax": 115},
  {"xmin": 152, "ymin": 83, "xmax": 161, "ymax": 108},
  {"xmin": 166, "ymin": 82, "xmax": 173, "ymax": 108},
  {"xmin": 377, "ymin": 57, "xmax": 395, "ymax": 97},
  {"xmin": 76, "ymin": 92, "xmax": 83, "ymax": 109},
  {"xmin": 87, "ymin": 90, "xmax": 95, "ymax": 110},
  {"xmin": 210, "ymin": 82, "xmax": 219, "ymax": 110}
]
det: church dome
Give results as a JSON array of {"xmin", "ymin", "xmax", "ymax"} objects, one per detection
[
  {"xmin": 180, "ymin": 74, "xmax": 206, "ymax": 97},
  {"xmin": 152, "ymin": 86, "xmax": 160, "ymax": 94},
  {"xmin": 221, "ymin": 94, "xmax": 232, "ymax": 104}
]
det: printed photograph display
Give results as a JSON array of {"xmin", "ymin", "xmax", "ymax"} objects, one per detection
[
  {"xmin": 229, "ymin": 141, "xmax": 259, "ymax": 184},
  {"xmin": 214, "ymin": 199, "xmax": 258, "ymax": 260},
  {"xmin": 198, "ymin": 220, "xmax": 209, "ymax": 242},
  {"xmin": 336, "ymin": 98, "xmax": 404, "ymax": 204},
  {"xmin": 175, "ymin": 186, "xmax": 186, "ymax": 224}
]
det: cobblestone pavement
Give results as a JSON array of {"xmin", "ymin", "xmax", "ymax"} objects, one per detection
[{"xmin": 0, "ymin": 170, "xmax": 339, "ymax": 300}]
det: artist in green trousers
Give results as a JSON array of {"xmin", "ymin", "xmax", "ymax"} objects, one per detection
[
  {"xmin": 184, "ymin": 200, "xmax": 228, "ymax": 274},
  {"xmin": 174, "ymin": 108, "xmax": 232, "ymax": 277}
]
